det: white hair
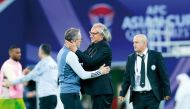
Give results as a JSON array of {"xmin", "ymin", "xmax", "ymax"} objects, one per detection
[
  {"xmin": 134, "ymin": 34, "xmax": 147, "ymax": 41},
  {"xmin": 134, "ymin": 34, "xmax": 148, "ymax": 43},
  {"xmin": 92, "ymin": 23, "xmax": 112, "ymax": 42}
]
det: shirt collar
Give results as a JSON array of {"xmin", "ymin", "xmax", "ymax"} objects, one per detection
[
  {"xmin": 63, "ymin": 45, "xmax": 69, "ymax": 50},
  {"xmin": 91, "ymin": 39, "xmax": 105, "ymax": 46},
  {"xmin": 137, "ymin": 48, "xmax": 148, "ymax": 56},
  {"xmin": 42, "ymin": 55, "xmax": 51, "ymax": 60},
  {"xmin": 9, "ymin": 58, "xmax": 19, "ymax": 64},
  {"xmin": 143, "ymin": 48, "xmax": 148, "ymax": 55}
]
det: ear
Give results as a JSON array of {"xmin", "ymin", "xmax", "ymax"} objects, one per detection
[
  {"xmin": 8, "ymin": 50, "xmax": 12, "ymax": 56},
  {"xmin": 70, "ymin": 40, "xmax": 75, "ymax": 43}
]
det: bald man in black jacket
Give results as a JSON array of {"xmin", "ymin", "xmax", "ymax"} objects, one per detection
[{"xmin": 119, "ymin": 34, "xmax": 171, "ymax": 109}]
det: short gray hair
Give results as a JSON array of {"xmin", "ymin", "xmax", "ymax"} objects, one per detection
[
  {"xmin": 92, "ymin": 23, "xmax": 112, "ymax": 42},
  {"xmin": 134, "ymin": 34, "xmax": 148, "ymax": 43},
  {"xmin": 64, "ymin": 28, "xmax": 80, "ymax": 41}
]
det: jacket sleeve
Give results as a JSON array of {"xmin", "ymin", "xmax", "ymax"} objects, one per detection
[
  {"xmin": 12, "ymin": 59, "xmax": 47, "ymax": 84},
  {"xmin": 75, "ymin": 44, "xmax": 111, "ymax": 66},
  {"xmin": 157, "ymin": 52, "xmax": 171, "ymax": 97},
  {"xmin": 66, "ymin": 52, "xmax": 103, "ymax": 80},
  {"xmin": 119, "ymin": 56, "xmax": 131, "ymax": 97}
]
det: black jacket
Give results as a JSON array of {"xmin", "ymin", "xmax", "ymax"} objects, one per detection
[
  {"xmin": 76, "ymin": 40, "xmax": 114, "ymax": 95},
  {"xmin": 119, "ymin": 50, "xmax": 171, "ymax": 101}
]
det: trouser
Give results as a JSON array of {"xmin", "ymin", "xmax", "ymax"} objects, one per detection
[
  {"xmin": 91, "ymin": 94, "xmax": 114, "ymax": 109},
  {"xmin": 39, "ymin": 95, "xmax": 57, "ymax": 109},
  {"xmin": 132, "ymin": 91, "xmax": 160, "ymax": 109},
  {"xmin": 0, "ymin": 98, "xmax": 25, "ymax": 109},
  {"xmin": 60, "ymin": 93, "xmax": 83, "ymax": 109}
]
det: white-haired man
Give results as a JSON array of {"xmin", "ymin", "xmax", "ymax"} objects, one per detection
[
  {"xmin": 68, "ymin": 23, "xmax": 114, "ymax": 109},
  {"xmin": 119, "ymin": 34, "xmax": 171, "ymax": 109},
  {"xmin": 57, "ymin": 28, "xmax": 111, "ymax": 109}
]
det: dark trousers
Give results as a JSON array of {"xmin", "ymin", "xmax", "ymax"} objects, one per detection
[
  {"xmin": 60, "ymin": 93, "xmax": 83, "ymax": 109},
  {"xmin": 132, "ymin": 91, "xmax": 160, "ymax": 109},
  {"xmin": 39, "ymin": 95, "xmax": 57, "ymax": 109},
  {"xmin": 91, "ymin": 94, "xmax": 114, "ymax": 109}
]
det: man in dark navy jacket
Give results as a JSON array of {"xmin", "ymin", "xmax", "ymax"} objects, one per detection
[{"xmin": 119, "ymin": 34, "xmax": 171, "ymax": 109}]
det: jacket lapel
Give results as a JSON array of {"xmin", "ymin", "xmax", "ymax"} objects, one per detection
[
  {"xmin": 131, "ymin": 53, "xmax": 136, "ymax": 87},
  {"xmin": 131, "ymin": 53, "xmax": 136, "ymax": 73},
  {"xmin": 147, "ymin": 50, "xmax": 152, "ymax": 74}
]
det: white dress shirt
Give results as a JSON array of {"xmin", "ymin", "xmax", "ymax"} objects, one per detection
[{"xmin": 133, "ymin": 48, "xmax": 152, "ymax": 91}]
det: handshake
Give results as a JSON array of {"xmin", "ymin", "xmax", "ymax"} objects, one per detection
[{"xmin": 2, "ymin": 79, "xmax": 12, "ymax": 88}]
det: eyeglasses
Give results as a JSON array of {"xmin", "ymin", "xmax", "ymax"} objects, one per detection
[{"xmin": 89, "ymin": 31, "xmax": 100, "ymax": 35}]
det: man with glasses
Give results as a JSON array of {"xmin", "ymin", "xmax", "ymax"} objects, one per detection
[
  {"xmin": 68, "ymin": 23, "xmax": 114, "ymax": 109},
  {"xmin": 57, "ymin": 28, "xmax": 110, "ymax": 109}
]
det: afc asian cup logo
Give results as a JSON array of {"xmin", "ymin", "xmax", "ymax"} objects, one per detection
[{"xmin": 89, "ymin": 3, "xmax": 115, "ymax": 29}]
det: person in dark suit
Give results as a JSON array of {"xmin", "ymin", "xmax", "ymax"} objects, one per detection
[
  {"xmin": 119, "ymin": 34, "xmax": 171, "ymax": 109},
  {"xmin": 68, "ymin": 23, "xmax": 114, "ymax": 109}
]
